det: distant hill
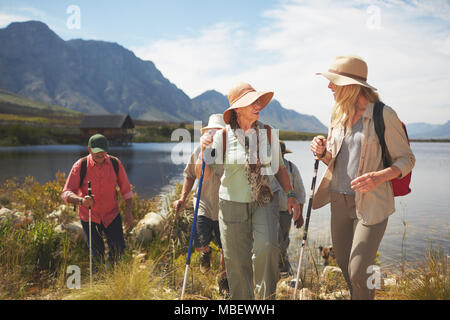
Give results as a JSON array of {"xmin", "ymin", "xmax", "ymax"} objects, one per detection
[
  {"xmin": 191, "ymin": 90, "xmax": 327, "ymax": 133},
  {"xmin": 406, "ymin": 122, "xmax": 450, "ymax": 139},
  {"xmin": 0, "ymin": 21, "xmax": 194, "ymax": 122},
  {"xmin": 0, "ymin": 88, "xmax": 81, "ymax": 116},
  {"xmin": 0, "ymin": 20, "xmax": 327, "ymax": 132}
]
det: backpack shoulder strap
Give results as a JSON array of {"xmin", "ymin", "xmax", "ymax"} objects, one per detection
[
  {"xmin": 109, "ymin": 156, "xmax": 120, "ymax": 175},
  {"xmin": 80, "ymin": 155, "xmax": 120, "ymax": 188},
  {"xmin": 222, "ymin": 127, "xmax": 227, "ymax": 163},
  {"xmin": 79, "ymin": 156, "xmax": 88, "ymax": 188},
  {"xmin": 264, "ymin": 124, "xmax": 272, "ymax": 146},
  {"xmin": 109, "ymin": 156, "xmax": 120, "ymax": 180},
  {"xmin": 373, "ymin": 101, "xmax": 391, "ymax": 168},
  {"xmin": 221, "ymin": 125, "xmax": 271, "ymax": 162}
]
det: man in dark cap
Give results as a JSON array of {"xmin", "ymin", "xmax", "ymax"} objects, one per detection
[{"xmin": 61, "ymin": 134, "xmax": 133, "ymax": 267}]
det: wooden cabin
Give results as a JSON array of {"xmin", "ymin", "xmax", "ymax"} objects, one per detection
[{"xmin": 79, "ymin": 114, "xmax": 135, "ymax": 145}]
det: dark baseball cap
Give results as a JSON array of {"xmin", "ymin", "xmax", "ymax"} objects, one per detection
[{"xmin": 88, "ymin": 134, "xmax": 109, "ymax": 153}]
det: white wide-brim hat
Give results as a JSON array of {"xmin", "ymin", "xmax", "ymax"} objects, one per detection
[
  {"xmin": 201, "ymin": 113, "xmax": 226, "ymax": 134},
  {"xmin": 316, "ymin": 55, "xmax": 377, "ymax": 91}
]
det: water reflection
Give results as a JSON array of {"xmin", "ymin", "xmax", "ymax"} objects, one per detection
[
  {"xmin": 283, "ymin": 141, "xmax": 449, "ymax": 266},
  {"xmin": 0, "ymin": 143, "xmax": 195, "ymax": 199},
  {"xmin": 0, "ymin": 141, "xmax": 448, "ymax": 267}
]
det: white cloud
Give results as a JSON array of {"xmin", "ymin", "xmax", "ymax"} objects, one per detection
[
  {"xmin": 0, "ymin": 13, "xmax": 30, "ymax": 28},
  {"xmin": 132, "ymin": 23, "xmax": 250, "ymax": 97},
  {"xmin": 105, "ymin": 1, "xmax": 450, "ymax": 125},
  {"xmin": 0, "ymin": 7, "xmax": 63, "ymax": 35},
  {"xmin": 248, "ymin": 0, "xmax": 450, "ymax": 125}
]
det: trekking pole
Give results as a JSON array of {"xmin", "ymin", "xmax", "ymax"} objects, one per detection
[
  {"xmin": 181, "ymin": 158, "xmax": 206, "ymax": 299},
  {"xmin": 88, "ymin": 181, "xmax": 93, "ymax": 287},
  {"xmin": 293, "ymin": 159, "xmax": 320, "ymax": 300}
]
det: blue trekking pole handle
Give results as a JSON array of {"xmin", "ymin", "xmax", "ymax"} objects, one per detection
[
  {"xmin": 181, "ymin": 158, "xmax": 206, "ymax": 299},
  {"xmin": 186, "ymin": 159, "xmax": 205, "ymax": 265}
]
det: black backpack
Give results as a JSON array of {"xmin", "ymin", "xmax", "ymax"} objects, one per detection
[
  {"xmin": 73, "ymin": 156, "xmax": 120, "ymax": 210},
  {"xmin": 79, "ymin": 155, "xmax": 120, "ymax": 188},
  {"xmin": 373, "ymin": 102, "xmax": 412, "ymax": 196}
]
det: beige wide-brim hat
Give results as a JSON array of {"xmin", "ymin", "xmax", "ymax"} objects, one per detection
[
  {"xmin": 201, "ymin": 113, "xmax": 226, "ymax": 134},
  {"xmin": 223, "ymin": 82, "xmax": 274, "ymax": 124},
  {"xmin": 316, "ymin": 55, "xmax": 377, "ymax": 91}
]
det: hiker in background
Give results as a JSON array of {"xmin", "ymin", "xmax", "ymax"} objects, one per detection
[
  {"xmin": 61, "ymin": 134, "xmax": 133, "ymax": 268},
  {"xmin": 196, "ymin": 82, "xmax": 302, "ymax": 300},
  {"xmin": 173, "ymin": 113, "xmax": 229, "ymax": 296},
  {"xmin": 311, "ymin": 55, "xmax": 415, "ymax": 299},
  {"xmin": 277, "ymin": 141, "xmax": 305, "ymax": 277}
]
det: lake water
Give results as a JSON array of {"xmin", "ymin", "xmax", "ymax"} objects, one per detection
[{"xmin": 0, "ymin": 141, "xmax": 448, "ymax": 268}]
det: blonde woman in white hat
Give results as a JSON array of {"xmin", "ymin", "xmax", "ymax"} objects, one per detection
[
  {"xmin": 311, "ymin": 55, "xmax": 415, "ymax": 299},
  {"xmin": 196, "ymin": 83, "xmax": 302, "ymax": 300},
  {"xmin": 173, "ymin": 114, "xmax": 229, "ymax": 295}
]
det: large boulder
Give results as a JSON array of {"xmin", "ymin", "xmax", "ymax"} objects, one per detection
[
  {"xmin": 130, "ymin": 212, "xmax": 164, "ymax": 245},
  {"xmin": 47, "ymin": 204, "xmax": 73, "ymax": 224},
  {"xmin": 383, "ymin": 277, "xmax": 397, "ymax": 289},
  {"xmin": 296, "ymin": 288, "xmax": 314, "ymax": 300},
  {"xmin": 47, "ymin": 207, "xmax": 63, "ymax": 222},
  {"xmin": 319, "ymin": 286, "xmax": 350, "ymax": 300},
  {"xmin": 0, "ymin": 207, "xmax": 15, "ymax": 224},
  {"xmin": 0, "ymin": 207, "xmax": 33, "ymax": 227},
  {"xmin": 321, "ymin": 266, "xmax": 342, "ymax": 279},
  {"xmin": 276, "ymin": 277, "xmax": 315, "ymax": 300},
  {"xmin": 55, "ymin": 221, "xmax": 84, "ymax": 242}
]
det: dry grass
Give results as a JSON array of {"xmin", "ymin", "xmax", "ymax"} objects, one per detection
[{"xmin": 1, "ymin": 175, "xmax": 448, "ymax": 300}]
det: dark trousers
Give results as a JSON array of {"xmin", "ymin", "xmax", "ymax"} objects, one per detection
[
  {"xmin": 278, "ymin": 210, "xmax": 292, "ymax": 272},
  {"xmin": 194, "ymin": 215, "xmax": 222, "ymax": 249},
  {"xmin": 81, "ymin": 213, "xmax": 125, "ymax": 267}
]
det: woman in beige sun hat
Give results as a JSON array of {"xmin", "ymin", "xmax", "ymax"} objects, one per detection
[
  {"xmin": 195, "ymin": 82, "xmax": 302, "ymax": 300},
  {"xmin": 311, "ymin": 55, "xmax": 415, "ymax": 300}
]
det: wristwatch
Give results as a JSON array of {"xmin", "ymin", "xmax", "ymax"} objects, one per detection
[
  {"xmin": 287, "ymin": 190, "xmax": 296, "ymax": 198},
  {"xmin": 79, "ymin": 197, "xmax": 83, "ymax": 206}
]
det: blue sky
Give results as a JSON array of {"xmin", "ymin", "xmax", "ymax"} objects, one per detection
[
  {"xmin": 0, "ymin": 0, "xmax": 278, "ymax": 47},
  {"xmin": 1, "ymin": 0, "xmax": 449, "ymax": 125}
]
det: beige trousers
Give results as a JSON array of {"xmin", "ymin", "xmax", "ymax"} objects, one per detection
[
  {"xmin": 218, "ymin": 192, "xmax": 280, "ymax": 300},
  {"xmin": 330, "ymin": 192, "xmax": 388, "ymax": 300}
]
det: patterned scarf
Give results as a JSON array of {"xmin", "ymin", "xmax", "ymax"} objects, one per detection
[{"xmin": 232, "ymin": 121, "xmax": 273, "ymax": 206}]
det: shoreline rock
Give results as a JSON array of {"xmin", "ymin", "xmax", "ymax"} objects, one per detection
[{"xmin": 130, "ymin": 211, "xmax": 164, "ymax": 245}]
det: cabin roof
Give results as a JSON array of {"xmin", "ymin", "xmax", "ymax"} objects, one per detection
[{"xmin": 79, "ymin": 114, "xmax": 135, "ymax": 129}]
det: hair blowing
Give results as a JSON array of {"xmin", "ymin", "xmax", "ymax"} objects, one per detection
[{"xmin": 331, "ymin": 84, "xmax": 380, "ymax": 134}]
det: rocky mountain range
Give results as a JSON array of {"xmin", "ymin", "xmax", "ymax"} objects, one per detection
[
  {"xmin": 0, "ymin": 20, "xmax": 329, "ymax": 133},
  {"xmin": 0, "ymin": 21, "xmax": 199, "ymax": 122},
  {"xmin": 406, "ymin": 121, "xmax": 450, "ymax": 139}
]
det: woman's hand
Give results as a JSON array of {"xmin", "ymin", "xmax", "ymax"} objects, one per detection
[
  {"xmin": 310, "ymin": 135, "xmax": 327, "ymax": 159},
  {"xmin": 350, "ymin": 172, "xmax": 383, "ymax": 193},
  {"xmin": 200, "ymin": 130, "xmax": 215, "ymax": 149},
  {"xmin": 195, "ymin": 131, "xmax": 215, "ymax": 180},
  {"xmin": 351, "ymin": 166, "xmax": 402, "ymax": 193}
]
